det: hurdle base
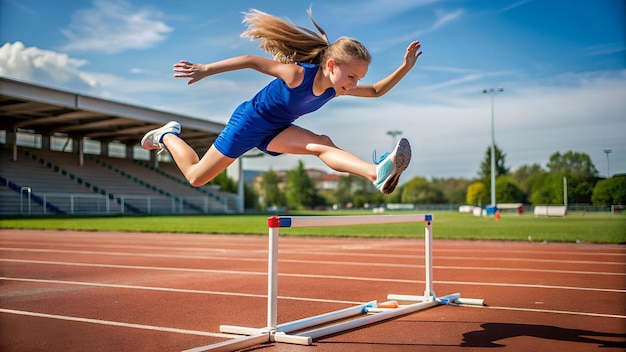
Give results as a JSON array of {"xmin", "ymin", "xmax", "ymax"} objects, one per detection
[
  {"xmin": 388, "ymin": 293, "xmax": 485, "ymax": 306},
  {"xmin": 212, "ymin": 301, "xmax": 372, "ymax": 349},
  {"xmin": 218, "ymin": 326, "xmax": 312, "ymax": 346},
  {"xmin": 197, "ymin": 292, "xmax": 480, "ymax": 351},
  {"xmin": 217, "ymin": 301, "xmax": 376, "ymax": 348}
]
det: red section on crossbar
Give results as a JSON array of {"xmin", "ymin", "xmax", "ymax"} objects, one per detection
[{"xmin": 267, "ymin": 216, "xmax": 281, "ymax": 228}]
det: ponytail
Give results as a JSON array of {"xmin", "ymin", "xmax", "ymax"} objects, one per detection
[
  {"xmin": 241, "ymin": 9, "xmax": 329, "ymax": 64},
  {"xmin": 241, "ymin": 9, "xmax": 370, "ymax": 66}
]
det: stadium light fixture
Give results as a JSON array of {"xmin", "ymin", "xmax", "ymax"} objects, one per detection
[{"xmin": 604, "ymin": 149, "xmax": 612, "ymax": 177}]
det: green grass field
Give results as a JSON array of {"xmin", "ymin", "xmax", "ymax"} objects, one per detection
[{"xmin": 1, "ymin": 211, "xmax": 624, "ymax": 244}]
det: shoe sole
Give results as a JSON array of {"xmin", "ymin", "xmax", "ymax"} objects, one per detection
[
  {"xmin": 381, "ymin": 138, "xmax": 411, "ymax": 194},
  {"xmin": 141, "ymin": 121, "xmax": 180, "ymax": 150}
]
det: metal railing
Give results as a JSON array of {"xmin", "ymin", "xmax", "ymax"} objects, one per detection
[{"xmin": 7, "ymin": 192, "xmax": 231, "ymax": 215}]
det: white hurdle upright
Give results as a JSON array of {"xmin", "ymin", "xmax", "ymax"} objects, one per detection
[{"xmin": 185, "ymin": 214, "xmax": 483, "ymax": 352}]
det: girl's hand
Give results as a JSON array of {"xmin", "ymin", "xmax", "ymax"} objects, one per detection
[
  {"xmin": 173, "ymin": 60, "xmax": 209, "ymax": 85},
  {"xmin": 404, "ymin": 41, "xmax": 422, "ymax": 69}
]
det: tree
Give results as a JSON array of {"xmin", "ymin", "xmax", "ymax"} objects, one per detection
[
  {"xmin": 209, "ymin": 171, "xmax": 237, "ymax": 193},
  {"xmin": 530, "ymin": 172, "xmax": 566, "ymax": 205},
  {"xmin": 244, "ymin": 183, "xmax": 260, "ymax": 210},
  {"xmin": 592, "ymin": 175, "xmax": 626, "ymax": 205},
  {"xmin": 478, "ymin": 144, "xmax": 509, "ymax": 181},
  {"xmin": 259, "ymin": 169, "xmax": 285, "ymax": 209},
  {"xmin": 335, "ymin": 174, "xmax": 357, "ymax": 207},
  {"xmin": 568, "ymin": 178, "xmax": 594, "ymax": 204},
  {"xmin": 355, "ymin": 185, "xmax": 384, "ymax": 208},
  {"xmin": 547, "ymin": 151, "xmax": 598, "ymax": 180},
  {"xmin": 432, "ymin": 177, "xmax": 471, "ymax": 204},
  {"xmin": 286, "ymin": 161, "xmax": 325, "ymax": 209},
  {"xmin": 511, "ymin": 163, "xmax": 543, "ymax": 195},
  {"xmin": 401, "ymin": 177, "xmax": 445, "ymax": 204},
  {"xmin": 495, "ymin": 176, "xmax": 525, "ymax": 203},
  {"xmin": 466, "ymin": 182, "xmax": 487, "ymax": 206},
  {"xmin": 334, "ymin": 174, "xmax": 382, "ymax": 208},
  {"xmin": 544, "ymin": 151, "xmax": 599, "ymax": 203}
]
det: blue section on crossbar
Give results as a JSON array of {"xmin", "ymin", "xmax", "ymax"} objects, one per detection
[
  {"xmin": 426, "ymin": 214, "xmax": 433, "ymax": 221},
  {"xmin": 279, "ymin": 217, "xmax": 292, "ymax": 228}
]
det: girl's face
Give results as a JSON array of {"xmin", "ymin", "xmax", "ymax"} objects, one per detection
[{"xmin": 327, "ymin": 59, "xmax": 368, "ymax": 94}]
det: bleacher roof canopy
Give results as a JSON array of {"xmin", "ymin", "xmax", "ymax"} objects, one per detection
[{"xmin": 0, "ymin": 77, "xmax": 225, "ymax": 152}]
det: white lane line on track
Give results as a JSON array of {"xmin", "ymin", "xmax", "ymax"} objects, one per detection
[
  {"xmin": 3, "ymin": 245, "xmax": 626, "ymax": 266},
  {"xmin": 433, "ymin": 280, "xmax": 626, "ymax": 293},
  {"xmin": 0, "ymin": 277, "xmax": 362, "ymax": 305},
  {"xmin": 2, "ymin": 258, "xmax": 625, "ymax": 294},
  {"xmin": 0, "ymin": 308, "xmax": 239, "ymax": 338},
  {"xmin": 469, "ymin": 305, "xmax": 626, "ymax": 319},
  {"xmin": 282, "ymin": 250, "xmax": 626, "ymax": 265},
  {"xmin": 1, "ymin": 249, "xmax": 624, "ymax": 276}
]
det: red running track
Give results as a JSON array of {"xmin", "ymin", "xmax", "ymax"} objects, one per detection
[{"xmin": 1, "ymin": 229, "xmax": 625, "ymax": 351}]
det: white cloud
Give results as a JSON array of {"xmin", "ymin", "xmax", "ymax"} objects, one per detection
[
  {"xmin": 0, "ymin": 41, "xmax": 99, "ymax": 91},
  {"xmin": 129, "ymin": 67, "xmax": 160, "ymax": 76},
  {"xmin": 496, "ymin": 0, "xmax": 534, "ymax": 14},
  {"xmin": 584, "ymin": 42, "xmax": 626, "ymax": 56},
  {"xmin": 383, "ymin": 8, "xmax": 464, "ymax": 46},
  {"xmin": 431, "ymin": 9, "xmax": 463, "ymax": 30},
  {"xmin": 59, "ymin": 0, "xmax": 173, "ymax": 54}
]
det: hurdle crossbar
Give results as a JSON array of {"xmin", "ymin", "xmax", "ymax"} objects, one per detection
[{"xmin": 190, "ymin": 213, "xmax": 483, "ymax": 352}]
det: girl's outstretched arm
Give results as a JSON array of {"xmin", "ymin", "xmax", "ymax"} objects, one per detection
[
  {"xmin": 346, "ymin": 41, "xmax": 422, "ymax": 98},
  {"xmin": 173, "ymin": 55, "xmax": 304, "ymax": 86}
]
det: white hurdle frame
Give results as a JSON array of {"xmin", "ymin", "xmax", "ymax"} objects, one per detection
[{"xmin": 184, "ymin": 214, "xmax": 483, "ymax": 352}]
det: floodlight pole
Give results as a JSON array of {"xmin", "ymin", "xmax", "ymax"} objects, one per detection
[
  {"xmin": 603, "ymin": 149, "xmax": 612, "ymax": 178},
  {"xmin": 482, "ymin": 88, "xmax": 503, "ymax": 208},
  {"xmin": 387, "ymin": 130, "xmax": 402, "ymax": 150}
]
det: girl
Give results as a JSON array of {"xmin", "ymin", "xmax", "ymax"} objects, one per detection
[{"xmin": 141, "ymin": 9, "xmax": 422, "ymax": 194}]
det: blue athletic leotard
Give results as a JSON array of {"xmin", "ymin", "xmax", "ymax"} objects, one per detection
[{"xmin": 213, "ymin": 62, "xmax": 336, "ymax": 158}]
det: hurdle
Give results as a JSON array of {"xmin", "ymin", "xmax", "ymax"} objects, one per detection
[{"xmin": 184, "ymin": 214, "xmax": 483, "ymax": 352}]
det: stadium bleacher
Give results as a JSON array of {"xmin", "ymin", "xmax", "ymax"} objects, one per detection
[
  {"xmin": 0, "ymin": 146, "xmax": 236, "ymax": 216},
  {"xmin": 0, "ymin": 76, "xmax": 241, "ymax": 216}
]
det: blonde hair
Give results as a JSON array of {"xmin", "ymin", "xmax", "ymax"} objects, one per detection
[{"xmin": 241, "ymin": 9, "xmax": 371, "ymax": 66}]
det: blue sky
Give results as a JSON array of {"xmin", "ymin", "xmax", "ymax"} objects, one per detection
[{"xmin": 1, "ymin": 0, "xmax": 625, "ymax": 180}]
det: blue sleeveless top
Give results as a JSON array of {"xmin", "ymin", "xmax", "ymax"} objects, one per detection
[
  {"xmin": 248, "ymin": 62, "xmax": 336, "ymax": 123},
  {"xmin": 213, "ymin": 63, "xmax": 336, "ymax": 158}
]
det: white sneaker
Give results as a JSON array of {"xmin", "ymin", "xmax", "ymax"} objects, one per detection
[
  {"xmin": 141, "ymin": 121, "xmax": 181, "ymax": 151},
  {"xmin": 372, "ymin": 138, "xmax": 411, "ymax": 194}
]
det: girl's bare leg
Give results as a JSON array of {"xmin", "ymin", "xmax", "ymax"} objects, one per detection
[
  {"xmin": 162, "ymin": 134, "xmax": 235, "ymax": 187},
  {"xmin": 266, "ymin": 126, "xmax": 377, "ymax": 181}
]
